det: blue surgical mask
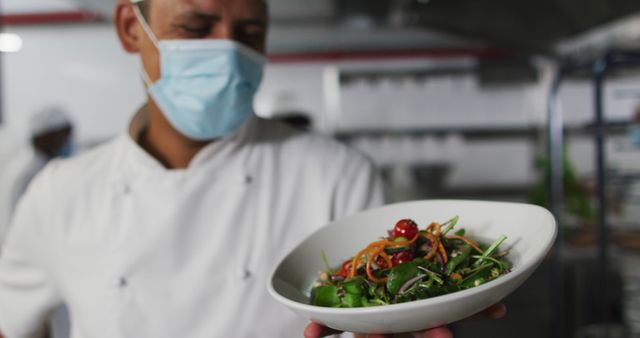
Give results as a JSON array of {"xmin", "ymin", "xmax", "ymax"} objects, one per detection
[
  {"xmin": 630, "ymin": 126, "xmax": 640, "ymax": 148},
  {"xmin": 58, "ymin": 138, "xmax": 75, "ymax": 158},
  {"xmin": 133, "ymin": 5, "xmax": 266, "ymax": 141}
]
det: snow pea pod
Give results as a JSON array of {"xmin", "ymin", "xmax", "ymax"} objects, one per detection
[
  {"xmin": 445, "ymin": 244, "xmax": 472, "ymax": 275},
  {"xmin": 460, "ymin": 265, "xmax": 500, "ymax": 289}
]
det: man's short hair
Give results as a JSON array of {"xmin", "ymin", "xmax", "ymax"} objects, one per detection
[{"xmin": 135, "ymin": 0, "xmax": 268, "ymax": 22}]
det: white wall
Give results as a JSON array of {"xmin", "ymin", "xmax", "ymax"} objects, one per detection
[
  {"xmin": 1, "ymin": 0, "xmax": 78, "ymax": 14},
  {"xmin": 2, "ymin": 24, "xmax": 146, "ymax": 144},
  {"xmin": 255, "ymin": 63, "xmax": 327, "ymax": 124}
]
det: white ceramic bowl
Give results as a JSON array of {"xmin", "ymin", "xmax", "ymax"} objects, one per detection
[{"xmin": 268, "ymin": 200, "xmax": 556, "ymax": 334}]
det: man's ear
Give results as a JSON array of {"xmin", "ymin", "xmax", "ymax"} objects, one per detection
[{"xmin": 114, "ymin": 1, "xmax": 141, "ymax": 53}]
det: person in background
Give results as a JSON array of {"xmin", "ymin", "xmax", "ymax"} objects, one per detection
[
  {"xmin": 0, "ymin": 107, "xmax": 73, "ymax": 243},
  {"xmin": 273, "ymin": 113, "xmax": 313, "ymax": 131},
  {"xmin": 629, "ymin": 104, "xmax": 640, "ymax": 148},
  {"xmin": 0, "ymin": 0, "xmax": 503, "ymax": 337}
]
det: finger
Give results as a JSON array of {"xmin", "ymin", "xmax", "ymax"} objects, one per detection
[
  {"xmin": 304, "ymin": 322, "xmax": 343, "ymax": 338},
  {"xmin": 353, "ymin": 334, "xmax": 388, "ymax": 338},
  {"xmin": 463, "ymin": 303, "xmax": 507, "ymax": 322},
  {"xmin": 479, "ymin": 302, "xmax": 507, "ymax": 319},
  {"xmin": 410, "ymin": 326, "xmax": 453, "ymax": 338}
]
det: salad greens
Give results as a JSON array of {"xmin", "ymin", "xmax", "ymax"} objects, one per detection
[{"xmin": 311, "ymin": 217, "xmax": 510, "ymax": 308}]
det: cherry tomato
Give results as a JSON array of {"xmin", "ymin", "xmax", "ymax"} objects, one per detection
[
  {"xmin": 392, "ymin": 219, "xmax": 418, "ymax": 240},
  {"xmin": 336, "ymin": 259, "xmax": 353, "ymax": 277},
  {"xmin": 391, "ymin": 251, "xmax": 414, "ymax": 266}
]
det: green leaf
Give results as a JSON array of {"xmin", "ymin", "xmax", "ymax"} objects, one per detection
[
  {"xmin": 473, "ymin": 235, "xmax": 507, "ymax": 267},
  {"xmin": 424, "ymin": 285, "xmax": 449, "ymax": 297},
  {"xmin": 412, "ymin": 257, "xmax": 426, "ymax": 266},
  {"xmin": 342, "ymin": 276, "xmax": 366, "ymax": 295},
  {"xmin": 312, "ymin": 285, "xmax": 340, "ymax": 307},
  {"xmin": 460, "ymin": 265, "xmax": 493, "ymax": 289},
  {"xmin": 386, "ymin": 262, "xmax": 420, "ymax": 295},
  {"xmin": 341, "ymin": 293, "xmax": 362, "ymax": 307},
  {"xmin": 441, "ymin": 216, "xmax": 459, "ymax": 236}
]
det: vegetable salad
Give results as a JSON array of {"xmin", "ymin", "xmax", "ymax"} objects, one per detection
[{"xmin": 311, "ymin": 217, "xmax": 510, "ymax": 308}]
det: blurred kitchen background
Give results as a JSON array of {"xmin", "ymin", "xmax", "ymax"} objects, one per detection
[{"xmin": 1, "ymin": 0, "xmax": 640, "ymax": 337}]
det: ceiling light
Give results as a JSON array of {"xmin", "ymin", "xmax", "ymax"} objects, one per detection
[{"xmin": 0, "ymin": 33, "xmax": 23, "ymax": 53}]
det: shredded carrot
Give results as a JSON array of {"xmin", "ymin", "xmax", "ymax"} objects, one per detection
[
  {"xmin": 423, "ymin": 222, "xmax": 445, "ymax": 262},
  {"xmin": 426, "ymin": 222, "xmax": 442, "ymax": 237},
  {"xmin": 350, "ymin": 247, "xmax": 371, "ymax": 278},
  {"xmin": 423, "ymin": 233, "xmax": 439, "ymax": 260},
  {"xmin": 378, "ymin": 250, "xmax": 393, "ymax": 268},
  {"xmin": 446, "ymin": 235, "xmax": 483, "ymax": 253},
  {"xmin": 349, "ymin": 233, "xmax": 422, "ymax": 280},
  {"xmin": 349, "ymin": 225, "xmax": 443, "ymax": 281},
  {"xmin": 366, "ymin": 246, "xmax": 388, "ymax": 284},
  {"xmin": 438, "ymin": 241, "xmax": 448, "ymax": 264},
  {"xmin": 492, "ymin": 251, "xmax": 509, "ymax": 258},
  {"xmin": 365, "ymin": 240, "xmax": 388, "ymax": 249},
  {"xmin": 433, "ymin": 251, "xmax": 445, "ymax": 264}
]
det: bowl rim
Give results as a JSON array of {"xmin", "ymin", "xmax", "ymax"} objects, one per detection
[{"xmin": 267, "ymin": 199, "xmax": 557, "ymax": 315}]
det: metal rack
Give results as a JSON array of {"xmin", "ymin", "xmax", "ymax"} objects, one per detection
[{"xmin": 547, "ymin": 49, "xmax": 640, "ymax": 338}]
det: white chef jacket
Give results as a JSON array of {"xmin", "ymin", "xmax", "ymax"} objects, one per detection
[
  {"xmin": 0, "ymin": 147, "xmax": 48, "ymax": 243},
  {"xmin": 0, "ymin": 109, "xmax": 384, "ymax": 338}
]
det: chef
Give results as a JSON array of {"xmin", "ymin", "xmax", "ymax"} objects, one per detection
[
  {"xmin": 0, "ymin": 107, "xmax": 73, "ymax": 244},
  {"xmin": 0, "ymin": 0, "xmax": 503, "ymax": 337}
]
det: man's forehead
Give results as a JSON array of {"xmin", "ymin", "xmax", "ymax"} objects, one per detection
[{"xmin": 148, "ymin": 0, "xmax": 267, "ymax": 12}]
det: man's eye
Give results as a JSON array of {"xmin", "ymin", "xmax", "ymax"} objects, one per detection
[
  {"xmin": 179, "ymin": 25, "xmax": 210, "ymax": 35},
  {"xmin": 242, "ymin": 25, "xmax": 266, "ymax": 37}
]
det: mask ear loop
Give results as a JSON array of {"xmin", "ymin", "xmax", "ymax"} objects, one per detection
[
  {"xmin": 139, "ymin": 67, "xmax": 154, "ymax": 88},
  {"xmin": 132, "ymin": 3, "xmax": 159, "ymax": 87},
  {"xmin": 132, "ymin": 4, "xmax": 160, "ymax": 48}
]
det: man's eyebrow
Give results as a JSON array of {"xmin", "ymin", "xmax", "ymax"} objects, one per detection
[
  {"xmin": 236, "ymin": 18, "xmax": 268, "ymax": 27},
  {"xmin": 174, "ymin": 11, "xmax": 221, "ymax": 22}
]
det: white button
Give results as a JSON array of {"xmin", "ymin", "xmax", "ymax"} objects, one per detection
[
  {"xmin": 115, "ymin": 183, "xmax": 131, "ymax": 195},
  {"xmin": 240, "ymin": 269, "xmax": 252, "ymax": 280},
  {"xmin": 239, "ymin": 175, "xmax": 252, "ymax": 185},
  {"xmin": 111, "ymin": 276, "xmax": 128, "ymax": 288}
]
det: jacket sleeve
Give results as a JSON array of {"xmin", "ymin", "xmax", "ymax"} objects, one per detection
[
  {"xmin": 0, "ymin": 164, "xmax": 32, "ymax": 244},
  {"xmin": 0, "ymin": 168, "xmax": 62, "ymax": 338}
]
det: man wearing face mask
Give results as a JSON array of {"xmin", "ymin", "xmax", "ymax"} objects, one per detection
[
  {"xmin": 0, "ymin": 0, "xmax": 503, "ymax": 337},
  {"xmin": 0, "ymin": 107, "xmax": 74, "ymax": 244}
]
